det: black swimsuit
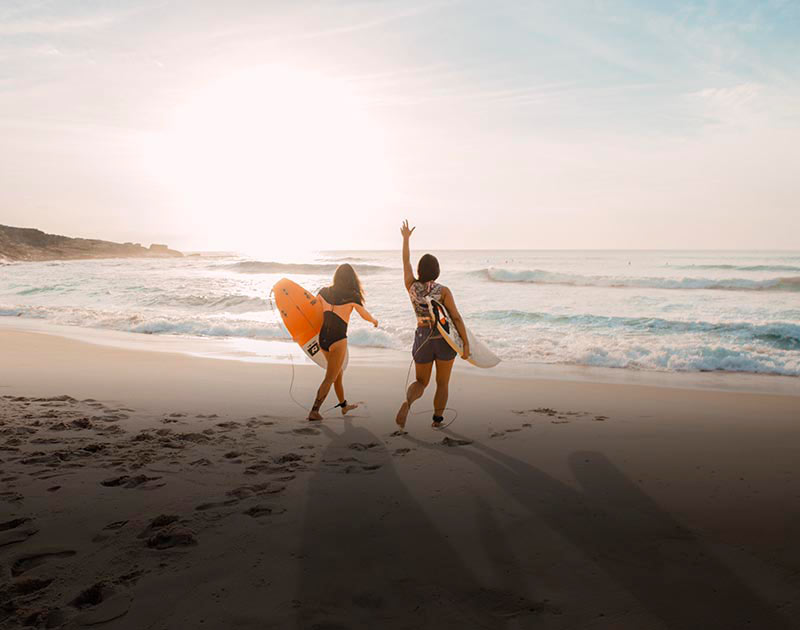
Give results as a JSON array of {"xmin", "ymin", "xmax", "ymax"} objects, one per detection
[
  {"xmin": 319, "ymin": 311, "xmax": 348, "ymax": 351},
  {"xmin": 318, "ymin": 287, "xmax": 360, "ymax": 351}
]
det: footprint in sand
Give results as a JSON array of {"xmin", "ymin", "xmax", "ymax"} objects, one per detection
[
  {"xmin": 0, "ymin": 491, "xmax": 24, "ymax": 503},
  {"xmin": 93, "ymin": 413, "xmax": 129, "ymax": 423},
  {"xmin": 198, "ymin": 481, "xmax": 289, "ymax": 512},
  {"xmin": 292, "ymin": 427, "xmax": 320, "ymax": 436},
  {"xmin": 146, "ymin": 526, "xmax": 198, "ymax": 549},
  {"xmin": 106, "ymin": 520, "xmax": 128, "ymax": 530},
  {"xmin": 247, "ymin": 418, "xmax": 276, "ymax": 428},
  {"xmin": 176, "ymin": 432, "xmax": 211, "ymax": 444},
  {"xmin": 231, "ymin": 482, "xmax": 287, "ymax": 498},
  {"xmin": 348, "ymin": 442, "xmax": 381, "ymax": 451},
  {"xmin": 195, "ymin": 499, "xmax": 240, "ymax": 511},
  {"xmin": 441, "ymin": 437, "xmax": 472, "ymax": 447},
  {"xmin": 274, "ymin": 453, "xmax": 303, "ymax": 464},
  {"xmin": 137, "ymin": 514, "xmax": 180, "ymax": 539},
  {"xmin": 0, "ymin": 518, "xmax": 38, "ymax": 548},
  {"xmin": 1, "ymin": 577, "xmax": 53, "ymax": 599},
  {"xmin": 71, "ymin": 582, "xmax": 133, "ymax": 625},
  {"xmin": 100, "ymin": 475, "xmax": 162, "ymax": 489},
  {"xmin": 11, "ymin": 549, "xmax": 77, "ymax": 577},
  {"xmin": 323, "ymin": 456, "xmax": 364, "ymax": 466},
  {"xmin": 343, "ymin": 464, "xmax": 383, "ymax": 474},
  {"xmin": 243, "ymin": 505, "xmax": 287, "ymax": 518},
  {"xmin": 392, "ymin": 448, "xmax": 412, "ymax": 456}
]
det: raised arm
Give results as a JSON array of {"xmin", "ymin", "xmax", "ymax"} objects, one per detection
[
  {"xmin": 401, "ymin": 219, "xmax": 416, "ymax": 290},
  {"xmin": 441, "ymin": 286, "xmax": 470, "ymax": 359},
  {"xmin": 354, "ymin": 303, "xmax": 379, "ymax": 328}
]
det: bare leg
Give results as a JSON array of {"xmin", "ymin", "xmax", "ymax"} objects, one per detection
[
  {"xmin": 308, "ymin": 341, "xmax": 347, "ymax": 421},
  {"xmin": 432, "ymin": 358, "xmax": 455, "ymax": 426},
  {"xmin": 334, "ymin": 372, "xmax": 359, "ymax": 415},
  {"xmin": 395, "ymin": 361, "xmax": 432, "ymax": 428}
]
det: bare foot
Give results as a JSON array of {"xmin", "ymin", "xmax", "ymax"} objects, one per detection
[
  {"xmin": 307, "ymin": 411, "xmax": 323, "ymax": 421},
  {"xmin": 395, "ymin": 401, "xmax": 409, "ymax": 428},
  {"xmin": 340, "ymin": 403, "xmax": 359, "ymax": 415},
  {"xmin": 431, "ymin": 419, "xmax": 443, "ymax": 428}
]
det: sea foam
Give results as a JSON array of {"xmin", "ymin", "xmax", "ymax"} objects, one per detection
[{"xmin": 482, "ymin": 267, "xmax": 800, "ymax": 291}]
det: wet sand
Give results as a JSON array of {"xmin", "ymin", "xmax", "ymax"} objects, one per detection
[{"xmin": 1, "ymin": 328, "xmax": 799, "ymax": 629}]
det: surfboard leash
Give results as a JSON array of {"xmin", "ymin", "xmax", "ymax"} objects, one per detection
[
  {"xmin": 402, "ymin": 333, "xmax": 459, "ymax": 430},
  {"xmin": 285, "ymin": 349, "xmax": 366, "ymax": 416},
  {"xmin": 270, "ymin": 291, "xmax": 453, "ymax": 426}
]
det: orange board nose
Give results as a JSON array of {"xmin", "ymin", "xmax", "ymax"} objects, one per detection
[{"xmin": 272, "ymin": 278, "xmax": 323, "ymax": 346}]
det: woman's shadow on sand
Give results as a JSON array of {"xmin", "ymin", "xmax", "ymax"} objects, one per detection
[
  {"xmin": 295, "ymin": 418, "xmax": 543, "ymax": 630},
  {"xmin": 295, "ymin": 419, "xmax": 790, "ymax": 630},
  {"xmin": 402, "ymin": 428, "xmax": 792, "ymax": 630}
]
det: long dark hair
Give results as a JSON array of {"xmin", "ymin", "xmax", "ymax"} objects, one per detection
[{"xmin": 331, "ymin": 263, "xmax": 364, "ymax": 304}]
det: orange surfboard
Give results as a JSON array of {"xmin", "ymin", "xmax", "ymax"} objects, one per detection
[{"xmin": 272, "ymin": 278, "xmax": 348, "ymax": 369}]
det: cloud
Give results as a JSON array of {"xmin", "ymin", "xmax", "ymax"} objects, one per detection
[{"xmin": 0, "ymin": 13, "xmax": 119, "ymax": 35}]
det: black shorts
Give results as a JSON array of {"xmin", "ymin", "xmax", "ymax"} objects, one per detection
[{"xmin": 412, "ymin": 327, "xmax": 457, "ymax": 364}]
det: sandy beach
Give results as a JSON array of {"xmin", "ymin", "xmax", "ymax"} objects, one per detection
[{"xmin": 0, "ymin": 327, "xmax": 797, "ymax": 629}]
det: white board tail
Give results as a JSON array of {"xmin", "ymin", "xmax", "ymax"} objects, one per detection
[{"xmin": 427, "ymin": 298, "xmax": 500, "ymax": 369}]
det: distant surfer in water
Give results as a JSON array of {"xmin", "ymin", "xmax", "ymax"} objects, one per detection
[
  {"xmin": 396, "ymin": 220, "xmax": 470, "ymax": 429},
  {"xmin": 307, "ymin": 264, "xmax": 379, "ymax": 421}
]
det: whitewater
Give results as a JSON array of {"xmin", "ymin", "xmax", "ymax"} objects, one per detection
[{"xmin": 1, "ymin": 250, "xmax": 799, "ymax": 377}]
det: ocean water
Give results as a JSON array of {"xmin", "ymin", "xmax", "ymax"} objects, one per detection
[{"xmin": 1, "ymin": 250, "xmax": 799, "ymax": 377}]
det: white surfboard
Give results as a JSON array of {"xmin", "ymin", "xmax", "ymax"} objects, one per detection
[{"xmin": 427, "ymin": 298, "xmax": 500, "ymax": 368}]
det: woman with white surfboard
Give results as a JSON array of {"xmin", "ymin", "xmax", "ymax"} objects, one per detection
[
  {"xmin": 396, "ymin": 220, "xmax": 470, "ymax": 429},
  {"xmin": 307, "ymin": 264, "xmax": 378, "ymax": 421}
]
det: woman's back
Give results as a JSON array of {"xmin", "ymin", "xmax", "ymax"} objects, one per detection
[
  {"xmin": 319, "ymin": 285, "xmax": 362, "ymax": 323},
  {"xmin": 408, "ymin": 280, "xmax": 445, "ymax": 323}
]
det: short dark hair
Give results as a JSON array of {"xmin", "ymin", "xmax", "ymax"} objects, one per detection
[{"xmin": 417, "ymin": 254, "xmax": 440, "ymax": 283}]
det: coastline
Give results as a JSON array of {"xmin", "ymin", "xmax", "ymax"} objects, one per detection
[{"xmin": 1, "ymin": 316, "xmax": 798, "ymax": 397}]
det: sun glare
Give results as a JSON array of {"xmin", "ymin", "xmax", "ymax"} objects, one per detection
[{"xmin": 152, "ymin": 66, "xmax": 392, "ymax": 252}]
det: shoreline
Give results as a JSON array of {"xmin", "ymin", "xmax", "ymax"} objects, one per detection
[{"xmin": 1, "ymin": 316, "xmax": 798, "ymax": 398}]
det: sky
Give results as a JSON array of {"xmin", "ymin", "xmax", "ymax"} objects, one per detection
[{"xmin": 1, "ymin": 0, "xmax": 798, "ymax": 253}]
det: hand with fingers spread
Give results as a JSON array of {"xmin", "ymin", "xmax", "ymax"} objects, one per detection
[{"xmin": 401, "ymin": 219, "xmax": 415, "ymax": 241}]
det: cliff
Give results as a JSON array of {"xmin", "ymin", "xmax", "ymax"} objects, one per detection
[{"xmin": 0, "ymin": 225, "xmax": 183, "ymax": 262}]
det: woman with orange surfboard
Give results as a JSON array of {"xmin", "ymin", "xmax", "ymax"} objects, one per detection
[{"xmin": 307, "ymin": 264, "xmax": 378, "ymax": 421}]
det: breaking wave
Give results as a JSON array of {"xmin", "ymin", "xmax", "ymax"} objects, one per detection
[
  {"xmin": 477, "ymin": 310, "xmax": 800, "ymax": 351},
  {"xmin": 143, "ymin": 294, "xmax": 271, "ymax": 313},
  {"xmin": 220, "ymin": 261, "xmax": 390, "ymax": 275},
  {"xmin": 676, "ymin": 264, "xmax": 800, "ymax": 272},
  {"xmin": 481, "ymin": 268, "xmax": 800, "ymax": 292}
]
